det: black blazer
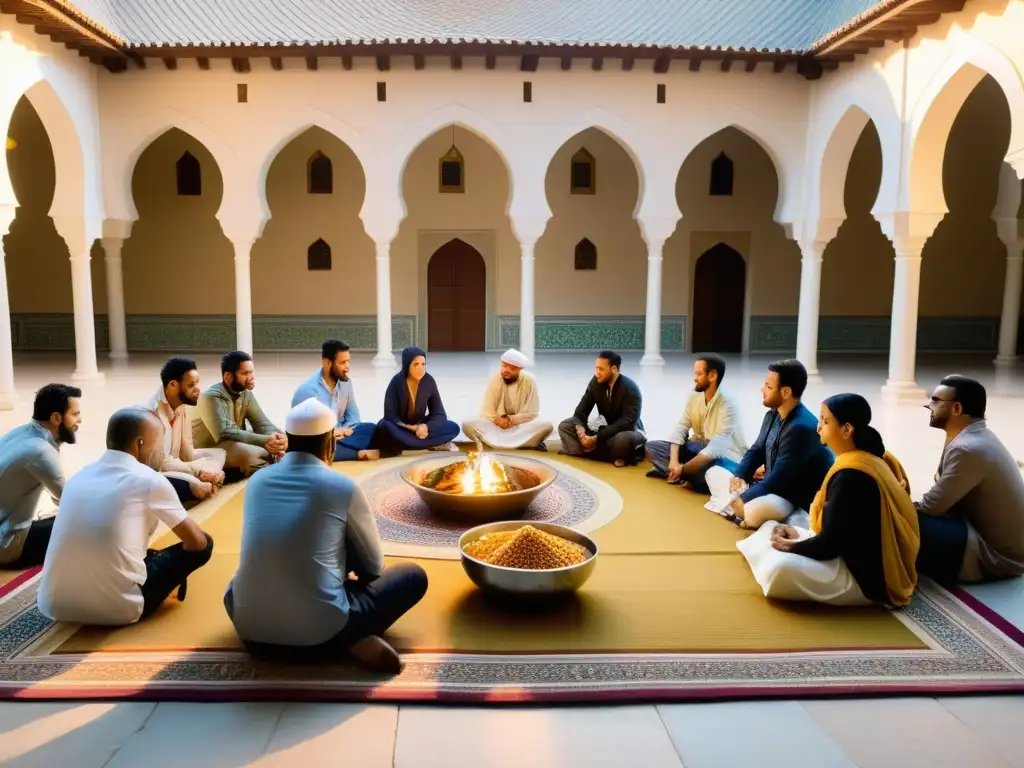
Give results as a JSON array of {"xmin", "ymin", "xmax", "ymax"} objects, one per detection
[
  {"xmin": 572, "ymin": 374, "xmax": 644, "ymax": 442},
  {"xmin": 736, "ymin": 401, "xmax": 833, "ymax": 510}
]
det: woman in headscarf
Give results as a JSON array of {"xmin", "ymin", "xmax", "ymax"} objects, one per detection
[
  {"xmin": 737, "ymin": 393, "xmax": 920, "ymax": 607},
  {"xmin": 376, "ymin": 347, "xmax": 461, "ymax": 454}
]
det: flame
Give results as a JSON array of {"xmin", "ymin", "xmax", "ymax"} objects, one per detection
[{"xmin": 459, "ymin": 450, "xmax": 512, "ymax": 494}]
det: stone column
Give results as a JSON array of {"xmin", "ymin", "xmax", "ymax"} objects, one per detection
[
  {"xmin": 519, "ymin": 238, "xmax": 537, "ymax": 360},
  {"xmin": 373, "ymin": 240, "xmax": 396, "ymax": 367},
  {"xmin": 232, "ymin": 238, "xmax": 254, "ymax": 354},
  {"xmin": 68, "ymin": 249, "xmax": 101, "ymax": 380},
  {"xmin": 638, "ymin": 216, "xmax": 677, "ymax": 366},
  {"xmin": 996, "ymin": 247, "xmax": 1023, "ymax": 363},
  {"xmin": 882, "ymin": 240, "xmax": 927, "ymax": 400},
  {"xmin": 101, "ymin": 236, "xmax": 129, "ymax": 360},
  {"xmin": 795, "ymin": 241, "xmax": 826, "ymax": 378},
  {"xmin": 0, "ymin": 205, "xmax": 16, "ymax": 410}
]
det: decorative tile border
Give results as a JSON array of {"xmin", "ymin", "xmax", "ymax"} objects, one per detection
[
  {"xmin": 10, "ymin": 314, "xmax": 417, "ymax": 352},
  {"xmin": 750, "ymin": 316, "xmax": 1008, "ymax": 354},
  {"xmin": 497, "ymin": 316, "xmax": 686, "ymax": 351}
]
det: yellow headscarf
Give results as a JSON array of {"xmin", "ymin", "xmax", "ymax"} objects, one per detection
[{"xmin": 809, "ymin": 450, "xmax": 920, "ymax": 606}]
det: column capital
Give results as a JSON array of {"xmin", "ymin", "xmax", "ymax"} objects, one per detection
[
  {"xmin": 873, "ymin": 210, "xmax": 942, "ymax": 253},
  {"xmin": 510, "ymin": 214, "xmax": 550, "ymax": 247},
  {"xmin": 1006, "ymin": 146, "xmax": 1024, "ymax": 181},
  {"xmin": 797, "ymin": 240, "xmax": 828, "ymax": 262},
  {"xmin": 101, "ymin": 219, "xmax": 135, "ymax": 241},
  {"xmin": 637, "ymin": 214, "xmax": 677, "ymax": 247},
  {"xmin": 784, "ymin": 217, "xmax": 841, "ymax": 249}
]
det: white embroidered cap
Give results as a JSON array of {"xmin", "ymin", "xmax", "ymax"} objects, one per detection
[
  {"xmin": 501, "ymin": 348, "xmax": 529, "ymax": 368},
  {"xmin": 285, "ymin": 397, "xmax": 336, "ymax": 436}
]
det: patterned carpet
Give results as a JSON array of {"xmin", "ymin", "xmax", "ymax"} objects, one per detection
[{"xmin": 1, "ymin": 455, "xmax": 1023, "ymax": 703}]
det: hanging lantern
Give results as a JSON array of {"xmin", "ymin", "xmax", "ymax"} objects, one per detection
[{"xmin": 4, "ymin": 136, "xmax": 16, "ymax": 151}]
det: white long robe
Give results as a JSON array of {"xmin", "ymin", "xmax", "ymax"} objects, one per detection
[{"xmin": 462, "ymin": 370, "xmax": 553, "ymax": 449}]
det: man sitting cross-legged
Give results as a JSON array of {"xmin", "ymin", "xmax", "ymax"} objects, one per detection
[
  {"xmin": 0, "ymin": 384, "xmax": 81, "ymax": 569},
  {"xmin": 463, "ymin": 348, "xmax": 553, "ymax": 451},
  {"xmin": 706, "ymin": 359, "xmax": 833, "ymax": 528},
  {"xmin": 558, "ymin": 351, "xmax": 646, "ymax": 467},
  {"xmin": 645, "ymin": 354, "xmax": 746, "ymax": 493},
  {"xmin": 142, "ymin": 357, "xmax": 226, "ymax": 507},
  {"xmin": 193, "ymin": 351, "xmax": 287, "ymax": 477},
  {"xmin": 225, "ymin": 398, "xmax": 428, "ymax": 672},
  {"xmin": 291, "ymin": 339, "xmax": 379, "ymax": 462},
  {"xmin": 37, "ymin": 408, "xmax": 214, "ymax": 625},
  {"xmin": 916, "ymin": 375, "xmax": 1024, "ymax": 586}
]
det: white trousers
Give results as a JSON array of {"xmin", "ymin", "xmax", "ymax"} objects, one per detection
[
  {"xmin": 462, "ymin": 419, "xmax": 554, "ymax": 450},
  {"xmin": 737, "ymin": 521, "xmax": 871, "ymax": 606},
  {"xmin": 162, "ymin": 448, "xmax": 228, "ymax": 490},
  {"xmin": 705, "ymin": 464, "xmax": 796, "ymax": 528}
]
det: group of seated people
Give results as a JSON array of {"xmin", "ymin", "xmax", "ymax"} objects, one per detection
[{"xmin": 0, "ymin": 341, "xmax": 1021, "ymax": 672}]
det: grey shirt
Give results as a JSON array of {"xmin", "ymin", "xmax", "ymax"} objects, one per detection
[
  {"xmin": 917, "ymin": 420, "xmax": 1024, "ymax": 581},
  {"xmin": 224, "ymin": 452, "xmax": 385, "ymax": 646},
  {"xmin": 192, "ymin": 382, "xmax": 280, "ymax": 448},
  {"xmin": 0, "ymin": 422, "xmax": 64, "ymax": 563}
]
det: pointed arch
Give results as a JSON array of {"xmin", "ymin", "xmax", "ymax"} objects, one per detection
[
  {"xmin": 709, "ymin": 152, "xmax": 734, "ymax": 196},
  {"xmin": 307, "ymin": 151, "xmax": 333, "ymax": 194},
  {"xmin": 176, "ymin": 151, "xmax": 202, "ymax": 196},
  {"xmin": 307, "ymin": 238, "xmax": 332, "ymax": 271},
  {"xmin": 574, "ymin": 238, "xmax": 597, "ymax": 270},
  {"xmin": 570, "ymin": 148, "xmax": 596, "ymax": 194},
  {"xmin": 907, "ymin": 31, "xmax": 1024, "ymax": 213}
]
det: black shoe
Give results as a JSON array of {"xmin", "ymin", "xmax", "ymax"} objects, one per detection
[
  {"xmin": 533, "ymin": 443, "xmax": 549, "ymax": 452},
  {"xmin": 646, "ymin": 468, "xmax": 667, "ymax": 479},
  {"xmin": 176, "ymin": 578, "xmax": 188, "ymax": 602}
]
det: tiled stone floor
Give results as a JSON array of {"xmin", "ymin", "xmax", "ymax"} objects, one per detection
[{"xmin": 1, "ymin": 350, "xmax": 1022, "ymax": 767}]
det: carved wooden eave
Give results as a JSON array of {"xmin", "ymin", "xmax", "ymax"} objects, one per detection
[{"xmin": 0, "ymin": 0, "xmax": 975, "ymax": 78}]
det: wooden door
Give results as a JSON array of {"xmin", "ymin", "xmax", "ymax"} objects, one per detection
[
  {"xmin": 691, "ymin": 243, "xmax": 746, "ymax": 353},
  {"xmin": 427, "ymin": 239, "xmax": 486, "ymax": 351}
]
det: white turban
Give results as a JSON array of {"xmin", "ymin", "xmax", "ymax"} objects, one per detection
[
  {"xmin": 501, "ymin": 348, "xmax": 529, "ymax": 368},
  {"xmin": 286, "ymin": 397, "xmax": 336, "ymax": 436}
]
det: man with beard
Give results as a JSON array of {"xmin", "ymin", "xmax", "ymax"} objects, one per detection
[
  {"xmin": 141, "ymin": 357, "xmax": 227, "ymax": 506},
  {"xmin": 193, "ymin": 351, "xmax": 287, "ymax": 477},
  {"xmin": 558, "ymin": 351, "xmax": 646, "ymax": 467},
  {"xmin": 463, "ymin": 348, "xmax": 553, "ymax": 450},
  {"xmin": 291, "ymin": 340, "xmax": 379, "ymax": 461},
  {"xmin": 0, "ymin": 384, "xmax": 81, "ymax": 568},
  {"xmin": 38, "ymin": 408, "xmax": 214, "ymax": 626},
  {"xmin": 645, "ymin": 355, "xmax": 746, "ymax": 493},
  {"xmin": 916, "ymin": 375, "xmax": 1024, "ymax": 585},
  {"xmin": 705, "ymin": 359, "xmax": 832, "ymax": 528}
]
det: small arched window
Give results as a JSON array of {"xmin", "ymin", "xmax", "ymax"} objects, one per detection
[
  {"xmin": 176, "ymin": 151, "xmax": 202, "ymax": 196},
  {"xmin": 307, "ymin": 238, "xmax": 332, "ymax": 271},
  {"xmin": 570, "ymin": 148, "xmax": 596, "ymax": 194},
  {"xmin": 709, "ymin": 152, "xmax": 734, "ymax": 196},
  {"xmin": 574, "ymin": 238, "xmax": 597, "ymax": 270},
  {"xmin": 308, "ymin": 151, "xmax": 333, "ymax": 194},
  {"xmin": 439, "ymin": 146, "xmax": 465, "ymax": 193}
]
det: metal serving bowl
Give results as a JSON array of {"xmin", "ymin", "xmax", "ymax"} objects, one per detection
[
  {"xmin": 402, "ymin": 453, "xmax": 557, "ymax": 521},
  {"xmin": 458, "ymin": 521, "xmax": 598, "ymax": 595}
]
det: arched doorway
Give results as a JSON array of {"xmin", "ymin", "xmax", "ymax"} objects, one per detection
[
  {"xmin": 428, "ymin": 238, "xmax": 486, "ymax": 351},
  {"xmin": 692, "ymin": 243, "xmax": 746, "ymax": 353}
]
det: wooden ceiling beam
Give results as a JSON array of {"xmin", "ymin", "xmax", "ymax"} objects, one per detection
[
  {"xmin": 520, "ymin": 54, "xmax": 538, "ymax": 72},
  {"xmin": 375, "ymin": 54, "xmax": 390, "ymax": 71},
  {"xmin": 305, "ymin": 55, "xmax": 317, "ymax": 70},
  {"xmin": 450, "ymin": 53, "xmax": 462, "ymax": 69},
  {"xmin": 688, "ymin": 57, "xmax": 701, "ymax": 72},
  {"xmin": 591, "ymin": 56, "xmax": 603, "ymax": 71},
  {"xmin": 560, "ymin": 56, "xmax": 571, "ymax": 71},
  {"xmin": 162, "ymin": 57, "xmax": 176, "ymax": 70},
  {"xmin": 772, "ymin": 59, "xmax": 787, "ymax": 73},
  {"xmin": 744, "ymin": 59, "xmax": 758, "ymax": 72},
  {"xmin": 485, "ymin": 54, "xmax": 496, "ymax": 69},
  {"xmin": 341, "ymin": 55, "xmax": 353, "ymax": 70},
  {"xmin": 197, "ymin": 57, "xmax": 210, "ymax": 70},
  {"xmin": 268, "ymin": 57, "xmax": 281, "ymax": 70},
  {"xmin": 621, "ymin": 57, "xmax": 634, "ymax": 71},
  {"xmin": 653, "ymin": 54, "xmax": 670, "ymax": 73},
  {"xmin": 720, "ymin": 57, "xmax": 732, "ymax": 73},
  {"xmin": 231, "ymin": 56, "xmax": 250, "ymax": 73}
]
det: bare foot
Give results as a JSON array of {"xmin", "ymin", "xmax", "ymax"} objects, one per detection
[
  {"xmin": 613, "ymin": 459, "xmax": 626, "ymax": 468},
  {"xmin": 357, "ymin": 449, "xmax": 381, "ymax": 461},
  {"xmin": 349, "ymin": 635, "xmax": 401, "ymax": 673}
]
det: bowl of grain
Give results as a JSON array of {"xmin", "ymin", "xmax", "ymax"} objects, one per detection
[{"xmin": 459, "ymin": 521, "xmax": 598, "ymax": 595}]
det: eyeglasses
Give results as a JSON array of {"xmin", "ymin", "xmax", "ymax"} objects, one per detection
[{"xmin": 925, "ymin": 396, "xmax": 955, "ymax": 408}]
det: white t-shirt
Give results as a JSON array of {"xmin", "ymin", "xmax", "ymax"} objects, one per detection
[{"xmin": 37, "ymin": 450, "xmax": 188, "ymax": 626}]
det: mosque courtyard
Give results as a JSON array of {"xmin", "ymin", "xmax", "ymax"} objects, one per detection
[{"xmin": 0, "ymin": 350, "xmax": 1021, "ymax": 767}]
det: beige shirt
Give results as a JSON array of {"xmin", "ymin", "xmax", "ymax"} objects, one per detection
[
  {"xmin": 141, "ymin": 387, "xmax": 200, "ymax": 476},
  {"xmin": 668, "ymin": 388, "xmax": 747, "ymax": 462}
]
